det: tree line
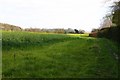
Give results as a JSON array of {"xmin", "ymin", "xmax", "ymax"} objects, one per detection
[{"xmin": 0, "ymin": 23, "xmax": 85, "ymax": 34}]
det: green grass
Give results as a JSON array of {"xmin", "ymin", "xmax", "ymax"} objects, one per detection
[
  {"xmin": 0, "ymin": 31, "xmax": 2, "ymax": 79},
  {"xmin": 2, "ymin": 31, "xmax": 119, "ymax": 78}
]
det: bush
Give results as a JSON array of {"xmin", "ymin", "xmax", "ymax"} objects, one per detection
[
  {"xmin": 89, "ymin": 32, "xmax": 97, "ymax": 37},
  {"xmin": 97, "ymin": 27, "xmax": 120, "ymax": 43}
]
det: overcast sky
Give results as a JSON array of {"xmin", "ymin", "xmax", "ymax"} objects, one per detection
[{"xmin": 0, "ymin": 0, "xmax": 116, "ymax": 32}]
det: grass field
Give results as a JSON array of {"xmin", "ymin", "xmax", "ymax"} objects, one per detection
[{"xmin": 2, "ymin": 31, "xmax": 119, "ymax": 78}]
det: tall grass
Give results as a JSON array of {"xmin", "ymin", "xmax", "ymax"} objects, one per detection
[
  {"xmin": 2, "ymin": 31, "xmax": 119, "ymax": 78},
  {"xmin": 2, "ymin": 31, "xmax": 76, "ymax": 50}
]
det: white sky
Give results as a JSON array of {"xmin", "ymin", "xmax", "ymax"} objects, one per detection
[{"xmin": 0, "ymin": 0, "xmax": 115, "ymax": 32}]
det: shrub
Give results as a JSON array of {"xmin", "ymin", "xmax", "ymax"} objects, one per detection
[
  {"xmin": 89, "ymin": 32, "xmax": 98, "ymax": 37},
  {"xmin": 97, "ymin": 27, "xmax": 120, "ymax": 43}
]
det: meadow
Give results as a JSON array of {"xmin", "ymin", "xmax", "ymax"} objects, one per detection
[{"xmin": 2, "ymin": 31, "xmax": 119, "ymax": 78}]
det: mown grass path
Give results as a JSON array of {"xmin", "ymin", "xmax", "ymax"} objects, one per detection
[{"xmin": 2, "ymin": 31, "xmax": 118, "ymax": 78}]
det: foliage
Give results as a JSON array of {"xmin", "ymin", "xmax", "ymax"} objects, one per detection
[
  {"xmin": 111, "ymin": 1, "xmax": 120, "ymax": 26},
  {"xmin": 74, "ymin": 29, "xmax": 79, "ymax": 33},
  {"xmin": 79, "ymin": 29, "xmax": 85, "ymax": 34},
  {"xmin": 0, "ymin": 23, "xmax": 22, "ymax": 31},
  {"xmin": 91, "ymin": 28, "xmax": 99, "ymax": 33},
  {"xmin": 90, "ymin": 1, "xmax": 120, "ymax": 43},
  {"xmin": 97, "ymin": 27, "xmax": 120, "ymax": 43},
  {"xmin": 89, "ymin": 32, "xmax": 98, "ymax": 37},
  {"xmin": 25, "ymin": 28, "xmax": 65, "ymax": 34},
  {"xmin": 0, "ymin": 22, "xmax": 86, "ymax": 34}
]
